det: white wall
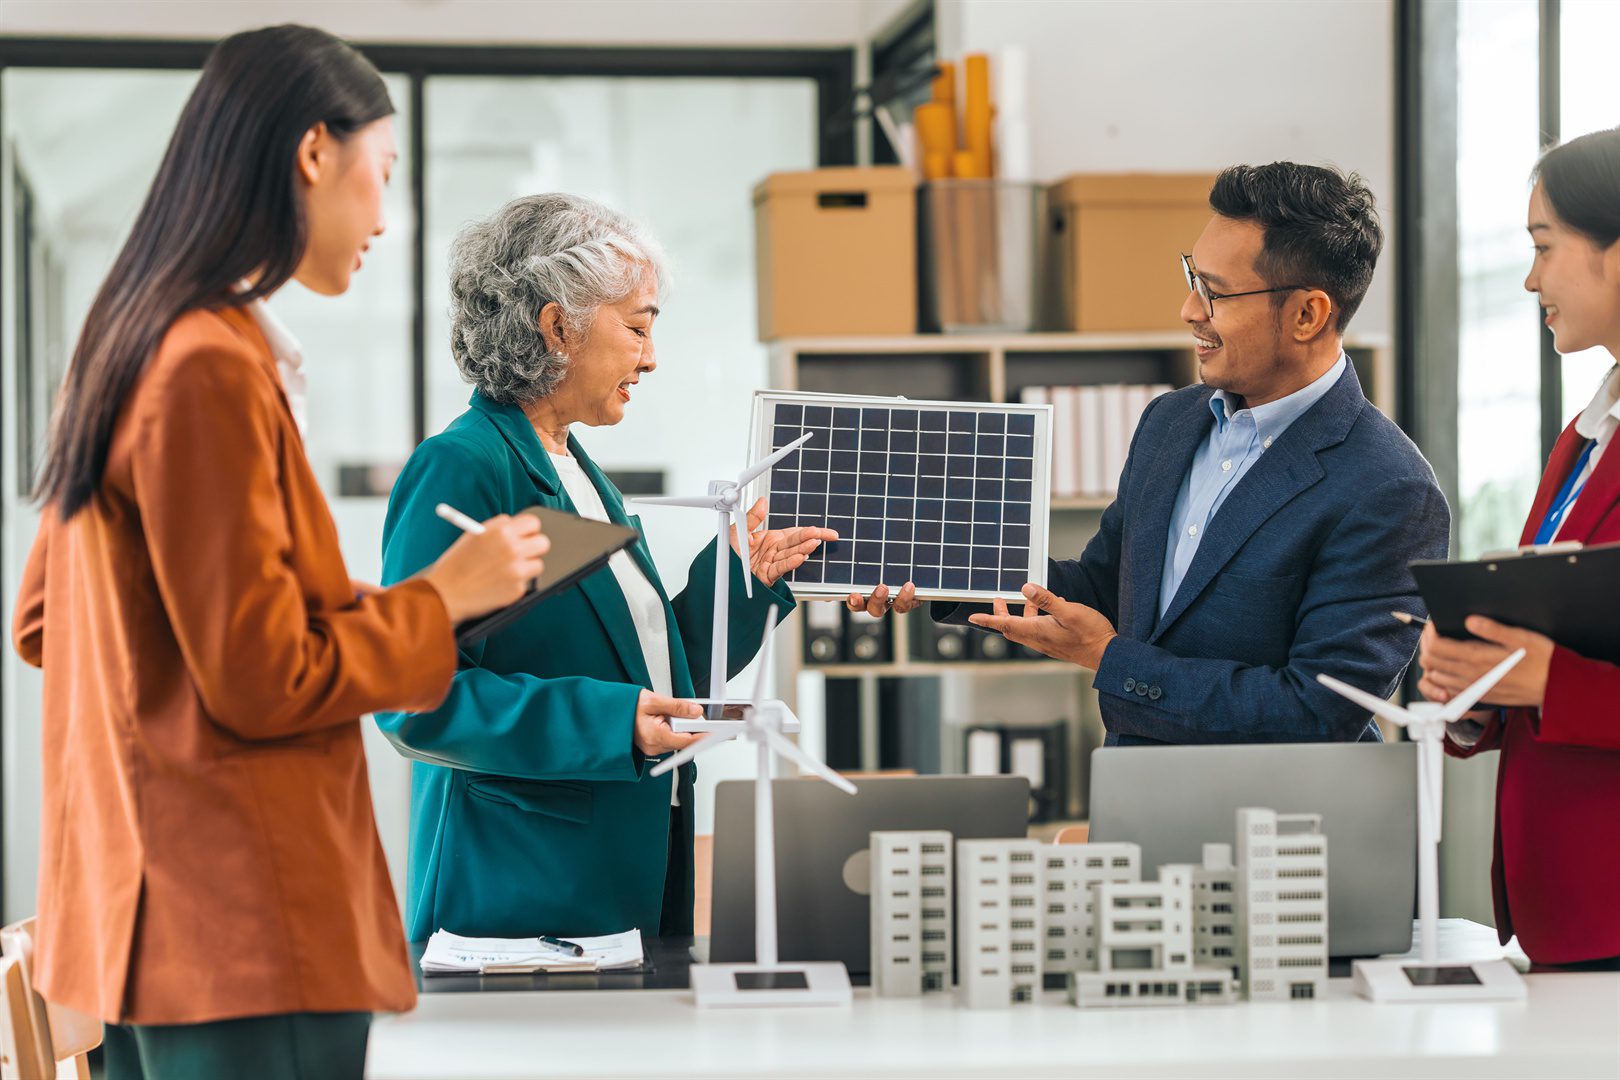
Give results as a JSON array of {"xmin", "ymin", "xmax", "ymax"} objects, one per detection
[{"xmin": 936, "ymin": 0, "xmax": 1396, "ymax": 342}]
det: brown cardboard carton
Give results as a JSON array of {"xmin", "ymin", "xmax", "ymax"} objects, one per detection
[
  {"xmin": 1048, "ymin": 173, "xmax": 1216, "ymax": 332},
  {"xmin": 753, "ymin": 167, "xmax": 916, "ymax": 340}
]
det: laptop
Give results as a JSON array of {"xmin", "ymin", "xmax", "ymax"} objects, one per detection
[
  {"xmin": 1088, "ymin": 742, "xmax": 1418, "ymax": 958},
  {"xmin": 708, "ymin": 775, "xmax": 1030, "ymax": 972}
]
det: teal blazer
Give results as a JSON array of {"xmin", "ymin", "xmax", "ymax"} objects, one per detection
[{"xmin": 378, "ymin": 392, "xmax": 793, "ymax": 941}]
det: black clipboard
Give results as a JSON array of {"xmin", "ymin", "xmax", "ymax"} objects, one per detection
[
  {"xmin": 1409, "ymin": 540, "xmax": 1620, "ymax": 663},
  {"xmin": 454, "ymin": 506, "xmax": 639, "ymax": 647}
]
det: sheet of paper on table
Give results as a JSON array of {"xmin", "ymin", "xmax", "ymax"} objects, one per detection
[{"xmin": 420, "ymin": 928, "xmax": 645, "ymax": 975}]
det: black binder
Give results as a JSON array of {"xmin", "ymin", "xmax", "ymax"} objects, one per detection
[
  {"xmin": 1409, "ymin": 540, "xmax": 1620, "ymax": 663},
  {"xmin": 454, "ymin": 506, "xmax": 639, "ymax": 647}
]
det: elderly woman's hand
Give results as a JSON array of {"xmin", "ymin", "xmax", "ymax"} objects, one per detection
[{"xmin": 730, "ymin": 498, "xmax": 837, "ymax": 587}]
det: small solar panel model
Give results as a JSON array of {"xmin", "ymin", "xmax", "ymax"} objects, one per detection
[{"xmin": 749, "ymin": 391, "xmax": 1054, "ymax": 602}]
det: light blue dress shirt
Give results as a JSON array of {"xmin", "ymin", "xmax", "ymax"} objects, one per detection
[{"xmin": 1158, "ymin": 354, "xmax": 1348, "ymax": 619}]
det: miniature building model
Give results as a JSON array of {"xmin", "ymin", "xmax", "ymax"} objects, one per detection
[
  {"xmin": 956, "ymin": 838, "xmax": 1043, "ymax": 1006},
  {"xmin": 870, "ymin": 831, "xmax": 953, "ymax": 997},
  {"xmin": 1191, "ymin": 843, "xmax": 1241, "ymax": 981},
  {"xmin": 1041, "ymin": 842, "xmax": 1141, "ymax": 982},
  {"xmin": 1236, "ymin": 808, "xmax": 1329, "ymax": 1001}
]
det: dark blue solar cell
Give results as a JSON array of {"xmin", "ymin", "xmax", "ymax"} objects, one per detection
[
  {"xmin": 1007, "ymin": 434, "xmax": 1034, "ymax": 457},
  {"xmin": 918, "ymin": 476, "xmax": 945, "ymax": 500},
  {"xmin": 1007, "ymin": 413, "xmax": 1035, "ymax": 435},
  {"xmin": 1007, "ymin": 457, "xmax": 1033, "ymax": 481},
  {"xmin": 831, "ymin": 428, "xmax": 859, "ymax": 451},
  {"xmin": 972, "ymin": 547, "xmax": 1000, "ymax": 569},
  {"xmin": 881, "ymin": 566, "xmax": 912, "ymax": 587},
  {"xmin": 853, "ymin": 540, "xmax": 881, "ymax": 564},
  {"xmin": 861, "ymin": 428, "xmax": 889, "ymax": 452},
  {"xmin": 798, "ymin": 494, "xmax": 826, "ymax": 518},
  {"xmin": 770, "ymin": 493, "xmax": 795, "ymax": 517},
  {"xmin": 885, "ymin": 520, "xmax": 913, "ymax": 542},
  {"xmin": 919, "ymin": 456, "xmax": 947, "ymax": 478},
  {"xmin": 947, "ymin": 432, "xmax": 976, "ymax": 456},
  {"xmin": 916, "ymin": 520, "xmax": 943, "ymax": 542},
  {"xmin": 949, "ymin": 411, "xmax": 976, "ymax": 433},
  {"xmin": 947, "ymin": 455, "xmax": 974, "ymax": 479},
  {"xmin": 820, "ymin": 539, "xmax": 850, "ymax": 562},
  {"xmin": 919, "ymin": 410, "xmax": 947, "ymax": 432},
  {"xmin": 971, "ymin": 569, "xmax": 1001, "ymax": 592},
  {"xmin": 912, "ymin": 543, "xmax": 942, "ymax": 568},
  {"xmin": 829, "ymin": 472, "xmax": 857, "ymax": 495},
  {"xmin": 945, "ymin": 476, "xmax": 974, "ymax": 500},
  {"xmin": 919, "ymin": 431, "xmax": 947, "ymax": 454},
  {"xmin": 891, "ymin": 409, "xmax": 918, "ymax": 431},
  {"xmin": 855, "ymin": 510, "xmax": 884, "ymax": 535},
  {"xmin": 804, "ymin": 405, "xmax": 832, "ymax": 426},
  {"xmin": 975, "ymin": 456, "xmax": 1005, "ymax": 479},
  {"xmin": 857, "ymin": 474, "xmax": 886, "ymax": 496},
  {"xmin": 1006, "ymin": 480, "xmax": 1033, "ymax": 503},
  {"xmin": 973, "ymin": 501, "xmax": 1002, "ymax": 523},
  {"xmin": 885, "ymin": 498, "xmax": 914, "ymax": 519},
  {"xmin": 946, "ymin": 499, "xmax": 974, "ymax": 522},
  {"xmin": 829, "ymin": 494, "xmax": 856, "ymax": 517},
  {"xmin": 974, "ymin": 479, "xmax": 1003, "ymax": 501},
  {"xmin": 889, "ymin": 475, "xmax": 917, "ymax": 499},
  {"xmin": 973, "ymin": 523, "xmax": 1000, "ymax": 546},
  {"xmin": 943, "ymin": 545, "xmax": 972, "ymax": 567},
  {"xmin": 916, "ymin": 499, "xmax": 944, "ymax": 522},
  {"xmin": 831, "ymin": 450, "xmax": 858, "ymax": 472},
  {"xmin": 1001, "ymin": 546, "xmax": 1029, "ymax": 568},
  {"xmin": 1003, "ymin": 524, "xmax": 1031, "ymax": 547},
  {"xmin": 771, "ymin": 471, "xmax": 796, "ymax": 494},
  {"xmin": 833, "ymin": 407, "xmax": 860, "ymax": 428},
  {"xmin": 942, "ymin": 568, "xmax": 971, "ymax": 591},
  {"xmin": 861, "ymin": 408, "xmax": 888, "ymax": 429},
  {"xmin": 913, "ymin": 566, "xmax": 941, "ymax": 589},
  {"xmin": 1005, "ymin": 502, "xmax": 1031, "ymax": 525},
  {"xmin": 828, "ymin": 518, "xmax": 855, "ymax": 540},
  {"xmin": 859, "ymin": 451, "xmax": 886, "ymax": 473},
  {"xmin": 977, "ymin": 434, "xmax": 1005, "ymax": 456},
  {"xmin": 999, "ymin": 571, "xmax": 1025, "ymax": 591},
  {"xmin": 801, "ymin": 449, "xmax": 830, "ymax": 472},
  {"xmin": 853, "ymin": 564, "xmax": 881, "ymax": 586},
  {"xmin": 943, "ymin": 522, "xmax": 972, "ymax": 545},
  {"xmin": 977, "ymin": 412, "xmax": 1005, "ymax": 434},
  {"xmin": 794, "ymin": 561, "xmax": 823, "ymax": 584},
  {"xmin": 890, "ymin": 453, "xmax": 917, "ymax": 475},
  {"xmin": 776, "ymin": 403, "xmax": 804, "ymax": 425},
  {"xmin": 891, "ymin": 430, "xmax": 918, "ymax": 453}
]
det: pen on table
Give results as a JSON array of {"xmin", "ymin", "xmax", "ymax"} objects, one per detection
[
  {"xmin": 435, "ymin": 502, "xmax": 485, "ymax": 535},
  {"xmin": 1391, "ymin": 611, "xmax": 1429, "ymax": 627},
  {"xmin": 538, "ymin": 935, "xmax": 585, "ymax": 957}
]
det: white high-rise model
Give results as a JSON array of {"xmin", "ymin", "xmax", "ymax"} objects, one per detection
[
  {"xmin": 1069, "ymin": 866, "xmax": 1237, "ymax": 1008},
  {"xmin": 955, "ymin": 839, "xmax": 1044, "ymax": 1006},
  {"xmin": 1317, "ymin": 649, "xmax": 1529, "ymax": 1002},
  {"xmin": 870, "ymin": 831, "xmax": 953, "ymax": 996},
  {"xmin": 634, "ymin": 432, "xmax": 813, "ymax": 721},
  {"xmin": 1236, "ymin": 808, "xmax": 1328, "ymax": 1001},
  {"xmin": 1191, "ymin": 843, "xmax": 1240, "ymax": 981},
  {"xmin": 650, "ymin": 609, "xmax": 857, "ymax": 1007},
  {"xmin": 1041, "ymin": 843, "xmax": 1141, "ymax": 976}
]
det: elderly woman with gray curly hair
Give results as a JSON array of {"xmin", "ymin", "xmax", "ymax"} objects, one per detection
[{"xmin": 376, "ymin": 193, "xmax": 833, "ymax": 941}]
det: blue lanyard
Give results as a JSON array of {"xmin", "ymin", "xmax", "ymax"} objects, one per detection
[{"xmin": 1534, "ymin": 439, "xmax": 1597, "ymax": 545}]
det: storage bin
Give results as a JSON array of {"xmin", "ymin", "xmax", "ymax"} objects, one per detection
[
  {"xmin": 1048, "ymin": 173, "xmax": 1217, "ymax": 332},
  {"xmin": 752, "ymin": 166, "xmax": 916, "ymax": 340},
  {"xmin": 918, "ymin": 180, "xmax": 1048, "ymax": 334}
]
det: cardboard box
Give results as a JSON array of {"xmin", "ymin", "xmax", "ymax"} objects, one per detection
[
  {"xmin": 753, "ymin": 167, "xmax": 916, "ymax": 340},
  {"xmin": 1048, "ymin": 173, "xmax": 1216, "ymax": 332}
]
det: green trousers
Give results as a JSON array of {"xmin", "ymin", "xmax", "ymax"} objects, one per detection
[{"xmin": 102, "ymin": 1011, "xmax": 372, "ymax": 1080}]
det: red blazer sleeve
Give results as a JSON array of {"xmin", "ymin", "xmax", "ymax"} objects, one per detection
[
  {"xmin": 1535, "ymin": 645, "xmax": 1620, "ymax": 751},
  {"xmin": 130, "ymin": 342, "xmax": 456, "ymax": 741}
]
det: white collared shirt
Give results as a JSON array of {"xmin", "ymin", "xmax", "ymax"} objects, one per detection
[
  {"xmin": 1550, "ymin": 363, "xmax": 1620, "ymax": 540},
  {"xmin": 236, "ymin": 286, "xmax": 308, "ymax": 436}
]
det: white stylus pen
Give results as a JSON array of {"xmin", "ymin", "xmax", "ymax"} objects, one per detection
[{"xmin": 435, "ymin": 502, "xmax": 486, "ymax": 535}]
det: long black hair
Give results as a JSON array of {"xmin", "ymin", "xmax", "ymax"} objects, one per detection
[
  {"xmin": 1535, "ymin": 127, "xmax": 1620, "ymax": 249},
  {"xmin": 36, "ymin": 24, "xmax": 393, "ymax": 518}
]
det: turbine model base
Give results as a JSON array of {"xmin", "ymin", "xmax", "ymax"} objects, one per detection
[
  {"xmin": 1351, "ymin": 957, "xmax": 1526, "ymax": 1003},
  {"xmin": 671, "ymin": 698, "xmax": 801, "ymax": 734},
  {"xmin": 689, "ymin": 961, "xmax": 853, "ymax": 1008}
]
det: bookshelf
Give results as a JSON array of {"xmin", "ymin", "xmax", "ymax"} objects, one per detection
[{"xmin": 765, "ymin": 330, "xmax": 1395, "ymax": 823}]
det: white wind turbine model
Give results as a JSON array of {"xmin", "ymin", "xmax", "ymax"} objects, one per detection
[
  {"xmin": 1316, "ymin": 650, "xmax": 1529, "ymax": 1002},
  {"xmin": 651, "ymin": 610, "xmax": 858, "ymax": 1007},
  {"xmin": 633, "ymin": 432, "xmax": 814, "ymax": 728}
]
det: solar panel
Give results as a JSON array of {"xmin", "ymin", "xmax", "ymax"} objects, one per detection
[{"xmin": 749, "ymin": 390, "xmax": 1053, "ymax": 602}]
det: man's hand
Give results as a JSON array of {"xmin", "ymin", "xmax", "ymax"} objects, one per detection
[
  {"xmin": 845, "ymin": 581, "xmax": 921, "ymax": 617},
  {"xmin": 1417, "ymin": 617, "xmax": 1553, "ymax": 709},
  {"xmin": 967, "ymin": 583, "xmax": 1118, "ymax": 669}
]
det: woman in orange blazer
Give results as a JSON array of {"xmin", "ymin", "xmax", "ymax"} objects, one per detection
[
  {"xmin": 1419, "ymin": 127, "xmax": 1620, "ymax": 970},
  {"xmin": 11, "ymin": 26, "xmax": 547, "ymax": 1079}
]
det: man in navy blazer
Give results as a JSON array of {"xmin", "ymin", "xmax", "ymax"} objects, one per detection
[{"xmin": 956, "ymin": 163, "xmax": 1450, "ymax": 745}]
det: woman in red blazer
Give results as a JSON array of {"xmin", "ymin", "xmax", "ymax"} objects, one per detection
[{"xmin": 1418, "ymin": 126, "xmax": 1620, "ymax": 969}]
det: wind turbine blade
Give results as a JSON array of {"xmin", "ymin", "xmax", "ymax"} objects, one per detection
[
  {"xmin": 649, "ymin": 732, "xmax": 740, "ymax": 777},
  {"xmin": 737, "ymin": 432, "xmax": 814, "ymax": 488},
  {"xmin": 762, "ymin": 728, "xmax": 856, "ymax": 795},
  {"xmin": 751, "ymin": 609, "xmax": 779, "ymax": 705},
  {"xmin": 1315, "ymin": 673, "xmax": 1416, "ymax": 728},
  {"xmin": 732, "ymin": 506, "xmax": 754, "ymax": 598},
  {"xmin": 633, "ymin": 495, "xmax": 724, "ymax": 509},
  {"xmin": 1439, "ymin": 648, "xmax": 1526, "ymax": 721}
]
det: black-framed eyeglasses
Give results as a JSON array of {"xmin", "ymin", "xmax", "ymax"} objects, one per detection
[{"xmin": 1180, "ymin": 253, "xmax": 1307, "ymax": 321}]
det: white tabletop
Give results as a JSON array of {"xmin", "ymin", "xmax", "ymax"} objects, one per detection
[{"xmin": 367, "ymin": 921, "xmax": 1620, "ymax": 1080}]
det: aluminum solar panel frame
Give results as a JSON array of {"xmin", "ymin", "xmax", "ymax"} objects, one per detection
[{"xmin": 749, "ymin": 390, "xmax": 1053, "ymax": 603}]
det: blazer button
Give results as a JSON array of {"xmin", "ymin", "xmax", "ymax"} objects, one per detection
[
  {"xmin": 1135, "ymin": 683, "xmax": 1148, "ymax": 696},
  {"xmin": 1148, "ymin": 686, "xmax": 1163, "ymax": 701},
  {"xmin": 1123, "ymin": 678, "xmax": 1137, "ymax": 693}
]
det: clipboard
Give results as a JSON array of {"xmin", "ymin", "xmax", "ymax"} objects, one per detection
[
  {"xmin": 1409, "ymin": 540, "xmax": 1620, "ymax": 663},
  {"xmin": 454, "ymin": 506, "xmax": 639, "ymax": 647}
]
